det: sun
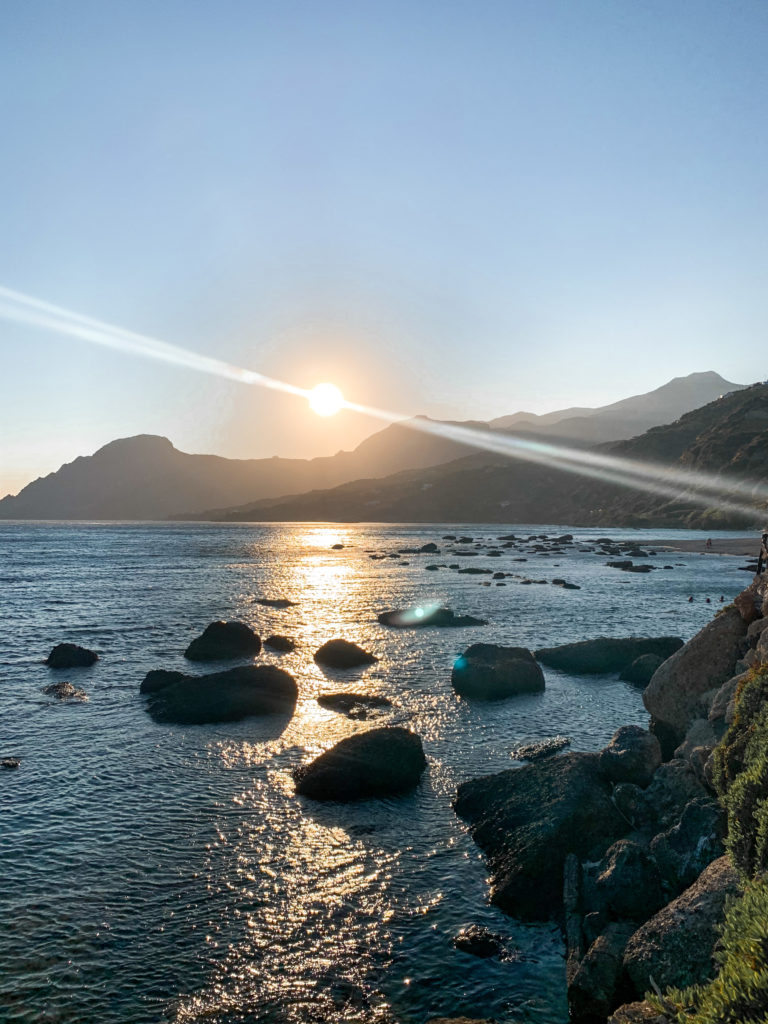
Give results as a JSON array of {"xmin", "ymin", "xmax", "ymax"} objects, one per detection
[{"xmin": 308, "ymin": 382, "xmax": 345, "ymax": 417}]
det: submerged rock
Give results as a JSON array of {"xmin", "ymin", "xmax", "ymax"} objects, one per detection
[
  {"xmin": 378, "ymin": 607, "xmax": 487, "ymax": 628},
  {"xmin": 454, "ymin": 753, "xmax": 627, "ymax": 918},
  {"xmin": 510, "ymin": 735, "xmax": 571, "ymax": 762},
  {"xmin": 317, "ymin": 693, "xmax": 392, "ymax": 719},
  {"xmin": 534, "ymin": 636, "xmax": 683, "ymax": 675},
  {"xmin": 294, "ymin": 726, "xmax": 426, "ymax": 801},
  {"xmin": 254, "ymin": 597, "xmax": 297, "ymax": 608},
  {"xmin": 599, "ymin": 726, "xmax": 661, "ymax": 787},
  {"xmin": 184, "ymin": 621, "xmax": 262, "ymax": 661},
  {"xmin": 622, "ymin": 855, "xmax": 741, "ymax": 996},
  {"xmin": 314, "ymin": 639, "xmax": 378, "ymax": 668},
  {"xmin": 42, "ymin": 681, "xmax": 88, "ymax": 701},
  {"xmin": 451, "ymin": 643, "xmax": 544, "ymax": 700},
  {"xmin": 1, "ymin": 758, "xmax": 20, "ymax": 770},
  {"xmin": 143, "ymin": 664, "xmax": 297, "ymax": 724},
  {"xmin": 452, "ymin": 925, "xmax": 503, "ymax": 958},
  {"xmin": 264, "ymin": 634, "xmax": 296, "ymax": 652},
  {"xmin": 45, "ymin": 643, "xmax": 98, "ymax": 669}
]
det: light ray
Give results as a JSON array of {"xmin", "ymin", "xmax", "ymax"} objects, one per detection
[{"xmin": 1, "ymin": 283, "xmax": 765, "ymax": 521}]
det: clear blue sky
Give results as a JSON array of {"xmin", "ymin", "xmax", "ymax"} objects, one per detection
[{"xmin": 1, "ymin": 0, "xmax": 766, "ymax": 496}]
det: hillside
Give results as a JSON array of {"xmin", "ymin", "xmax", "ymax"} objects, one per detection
[{"xmin": 207, "ymin": 382, "xmax": 768, "ymax": 527}]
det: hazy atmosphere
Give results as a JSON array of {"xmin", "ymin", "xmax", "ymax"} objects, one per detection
[{"xmin": 2, "ymin": 0, "xmax": 767, "ymax": 497}]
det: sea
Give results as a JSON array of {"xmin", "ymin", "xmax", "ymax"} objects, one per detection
[{"xmin": 0, "ymin": 522, "xmax": 754, "ymax": 1024}]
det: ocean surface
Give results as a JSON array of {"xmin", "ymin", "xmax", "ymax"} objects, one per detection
[{"xmin": 0, "ymin": 523, "xmax": 753, "ymax": 1024}]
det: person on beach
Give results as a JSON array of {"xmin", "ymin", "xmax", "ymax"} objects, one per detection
[
  {"xmin": 705, "ymin": 538, "xmax": 713, "ymax": 550},
  {"xmin": 757, "ymin": 529, "xmax": 768, "ymax": 574}
]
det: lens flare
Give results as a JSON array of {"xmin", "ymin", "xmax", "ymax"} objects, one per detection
[{"xmin": 309, "ymin": 383, "xmax": 345, "ymax": 417}]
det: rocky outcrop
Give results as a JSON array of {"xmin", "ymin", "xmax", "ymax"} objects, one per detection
[
  {"xmin": 378, "ymin": 607, "xmax": 487, "ymax": 628},
  {"xmin": 568, "ymin": 922, "xmax": 636, "ymax": 1022},
  {"xmin": 317, "ymin": 693, "xmax": 392, "ymax": 718},
  {"xmin": 649, "ymin": 798, "xmax": 726, "ymax": 891},
  {"xmin": 591, "ymin": 840, "xmax": 665, "ymax": 921},
  {"xmin": 622, "ymin": 855, "xmax": 741, "ymax": 997},
  {"xmin": 313, "ymin": 639, "xmax": 378, "ymax": 668},
  {"xmin": 451, "ymin": 925, "xmax": 503, "ymax": 958},
  {"xmin": 184, "ymin": 621, "xmax": 262, "ymax": 661},
  {"xmin": 45, "ymin": 643, "xmax": 98, "ymax": 668},
  {"xmin": 140, "ymin": 669, "xmax": 186, "ymax": 694},
  {"xmin": 454, "ymin": 753, "xmax": 627, "ymax": 918},
  {"xmin": 643, "ymin": 606, "xmax": 747, "ymax": 744},
  {"xmin": 534, "ymin": 637, "xmax": 682, "ymax": 675},
  {"xmin": 599, "ymin": 726, "xmax": 662, "ymax": 787},
  {"xmin": 293, "ymin": 727, "xmax": 426, "ymax": 801},
  {"xmin": 42, "ymin": 681, "xmax": 88, "ymax": 701},
  {"xmin": 142, "ymin": 664, "xmax": 297, "ymax": 724},
  {"xmin": 451, "ymin": 643, "xmax": 544, "ymax": 699},
  {"xmin": 511, "ymin": 735, "xmax": 571, "ymax": 762}
]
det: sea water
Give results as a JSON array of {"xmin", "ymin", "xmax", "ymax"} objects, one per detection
[{"xmin": 0, "ymin": 523, "xmax": 752, "ymax": 1023}]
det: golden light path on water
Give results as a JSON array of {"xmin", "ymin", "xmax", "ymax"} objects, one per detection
[{"xmin": 1, "ymin": 283, "xmax": 765, "ymax": 519}]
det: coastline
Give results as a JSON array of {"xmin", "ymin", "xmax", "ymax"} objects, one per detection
[{"xmin": 644, "ymin": 536, "xmax": 759, "ymax": 557}]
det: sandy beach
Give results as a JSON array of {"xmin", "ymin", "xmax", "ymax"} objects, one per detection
[{"xmin": 645, "ymin": 536, "xmax": 760, "ymax": 557}]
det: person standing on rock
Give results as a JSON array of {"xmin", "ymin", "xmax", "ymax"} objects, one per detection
[{"xmin": 757, "ymin": 529, "xmax": 768, "ymax": 574}]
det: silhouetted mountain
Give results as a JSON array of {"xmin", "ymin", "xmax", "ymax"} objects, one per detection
[
  {"xmin": 490, "ymin": 371, "xmax": 745, "ymax": 444},
  {"xmin": 210, "ymin": 383, "xmax": 768, "ymax": 528}
]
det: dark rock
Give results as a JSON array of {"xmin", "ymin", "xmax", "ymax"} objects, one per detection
[
  {"xmin": 623, "ymin": 855, "xmax": 741, "ymax": 996},
  {"xmin": 314, "ymin": 639, "xmax": 378, "ymax": 668},
  {"xmin": 650, "ymin": 798, "xmax": 726, "ymax": 891},
  {"xmin": 568, "ymin": 922, "xmax": 636, "ymax": 1023},
  {"xmin": 452, "ymin": 924, "xmax": 503, "ymax": 958},
  {"xmin": 619, "ymin": 654, "xmax": 665, "ymax": 686},
  {"xmin": 143, "ymin": 664, "xmax": 297, "ymax": 724},
  {"xmin": 45, "ymin": 643, "xmax": 98, "ymax": 669},
  {"xmin": 535, "ymin": 636, "xmax": 683, "ymax": 675},
  {"xmin": 2, "ymin": 758, "xmax": 20, "ymax": 769},
  {"xmin": 510, "ymin": 735, "xmax": 571, "ymax": 762},
  {"xmin": 644, "ymin": 605, "xmax": 747, "ymax": 742},
  {"xmin": 452, "ymin": 644, "xmax": 544, "ymax": 700},
  {"xmin": 41, "ymin": 681, "xmax": 88, "ymax": 701},
  {"xmin": 457, "ymin": 567, "xmax": 493, "ymax": 575},
  {"xmin": 608, "ymin": 1003, "xmax": 671, "ymax": 1024},
  {"xmin": 426, "ymin": 1019, "xmax": 495, "ymax": 1024},
  {"xmin": 607, "ymin": 560, "xmax": 634, "ymax": 570},
  {"xmin": 140, "ymin": 669, "xmax": 186, "ymax": 694},
  {"xmin": 317, "ymin": 693, "xmax": 392, "ymax": 719},
  {"xmin": 492, "ymin": 571, "xmax": 506, "ymax": 579},
  {"xmin": 378, "ymin": 607, "xmax": 487, "ymax": 628},
  {"xmin": 642, "ymin": 759, "xmax": 709, "ymax": 829},
  {"xmin": 592, "ymin": 840, "xmax": 665, "ymax": 920},
  {"xmin": 184, "ymin": 621, "xmax": 262, "ymax": 661},
  {"xmin": 623, "ymin": 565, "xmax": 655, "ymax": 573},
  {"xmin": 420, "ymin": 542, "xmax": 439, "ymax": 553},
  {"xmin": 331, "ymin": 543, "xmax": 344, "ymax": 549},
  {"xmin": 254, "ymin": 597, "xmax": 297, "ymax": 608},
  {"xmin": 454, "ymin": 753, "xmax": 627, "ymax": 918},
  {"xmin": 294, "ymin": 726, "xmax": 426, "ymax": 801},
  {"xmin": 264, "ymin": 634, "xmax": 296, "ymax": 652},
  {"xmin": 599, "ymin": 726, "xmax": 662, "ymax": 787}
]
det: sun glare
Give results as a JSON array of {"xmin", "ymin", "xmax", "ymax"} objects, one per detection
[{"xmin": 309, "ymin": 382, "xmax": 345, "ymax": 417}]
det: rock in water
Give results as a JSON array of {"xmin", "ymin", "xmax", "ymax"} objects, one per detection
[
  {"xmin": 317, "ymin": 693, "xmax": 392, "ymax": 718},
  {"xmin": 45, "ymin": 643, "xmax": 98, "ymax": 669},
  {"xmin": 254, "ymin": 597, "xmax": 297, "ymax": 608},
  {"xmin": 452, "ymin": 925, "xmax": 503, "ymax": 958},
  {"xmin": 42, "ymin": 681, "xmax": 88, "ymax": 701},
  {"xmin": 264, "ymin": 634, "xmax": 295, "ymax": 652},
  {"xmin": 599, "ymin": 726, "xmax": 662, "ymax": 787},
  {"xmin": 2, "ymin": 758, "xmax": 20, "ymax": 770},
  {"xmin": 454, "ymin": 753, "xmax": 627, "ymax": 919},
  {"xmin": 184, "ymin": 621, "xmax": 262, "ymax": 661},
  {"xmin": 619, "ymin": 653, "xmax": 665, "ymax": 686},
  {"xmin": 143, "ymin": 664, "xmax": 297, "ymax": 724},
  {"xmin": 293, "ymin": 727, "xmax": 426, "ymax": 801},
  {"xmin": 314, "ymin": 639, "xmax": 378, "ymax": 668},
  {"xmin": 451, "ymin": 643, "xmax": 544, "ymax": 699},
  {"xmin": 378, "ymin": 607, "xmax": 487, "ymax": 628},
  {"xmin": 510, "ymin": 736, "xmax": 571, "ymax": 762},
  {"xmin": 534, "ymin": 636, "xmax": 683, "ymax": 675},
  {"xmin": 622, "ymin": 855, "xmax": 741, "ymax": 996},
  {"xmin": 140, "ymin": 669, "xmax": 186, "ymax": 694}
]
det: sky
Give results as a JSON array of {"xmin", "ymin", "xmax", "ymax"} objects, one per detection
[{"xmin": 1, "ymin": 0, "xmax": 767, "ymax": 497}]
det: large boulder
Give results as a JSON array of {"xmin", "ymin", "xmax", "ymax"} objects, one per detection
[
  {"xmin": 451, "ymin": 644, "xmax": 544, "ymax": 700},
  {"xmin": 142, "ymin": 664, "xmax": 297, "ymax": 724},
  {"xmin": 293, "ymin": 727, "xmax": 426, "ymax": 801},
  {"xmin": 378, "ymin": 607, "xmax": 487, "ymax": 628},
  {"xmin": 590, "ymin": 840, "xmax": 665, "ymax": 921},
  {"xmin": 534, "ymin": 637, "xmax": 682, "ymax": 675},
  {"xmin": 184, "ymin": 621, "xmax": 262, "ymax": 661},
  {"xmin": 313, "ymin": 639, "xmax": 378, "ymax": 668},
  {"xmin": 619, "ymin": 653, "xmax": 665, "ymax": 687},
  {"xmin": 568, "ymin": 922, "xmax": 636, "ymax": 1023},
  {"xmin": 45, "ymin": 643, "xmax": 98, "ymax": 668},
  {"xmin": 140, "ymin": 669, "xmax": 186, "ymax": 694},
  {"xmin": 451, "ymin": 925, "xmax": 503, "ymax": 958},
  {"xmin": 613, "ymin": 759, "xmax": 708, "ymax": 833},
  {"xmin": 643, "ymin": 606, "xmax": 747, "ymax": 743},
  {"xmin": 264, "ymin": 634, "xmax": 296, "ymax": 652},
  {"xmin": 453, "ymin": 753, "xmax": 627, "ymax": 919},
  {"xmin": 599, "ymin": 726, "xmax": 662, "ymax": 787},
  {"xmin": 650, "ymin": 798, "xmax": 726, "ymax": 891},
  {"xmin": 623, "ymin": 855, "xmax": 741, "ymax": 996}
]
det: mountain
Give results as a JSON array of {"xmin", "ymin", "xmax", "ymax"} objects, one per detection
[
  {"xmin": 490, "ymin": 371, "xmax": 746, "ymax": 444},
  {"xmin": 0, "ymin": 371, "xmax": 746, "ymax": 521},
  {"xmin": 0, "ymin": 419, "xmax": 493, "ymax": 521},
  {"xmin": 208, "ymin": 383, "xmax": 768, "ymax": 528}
]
